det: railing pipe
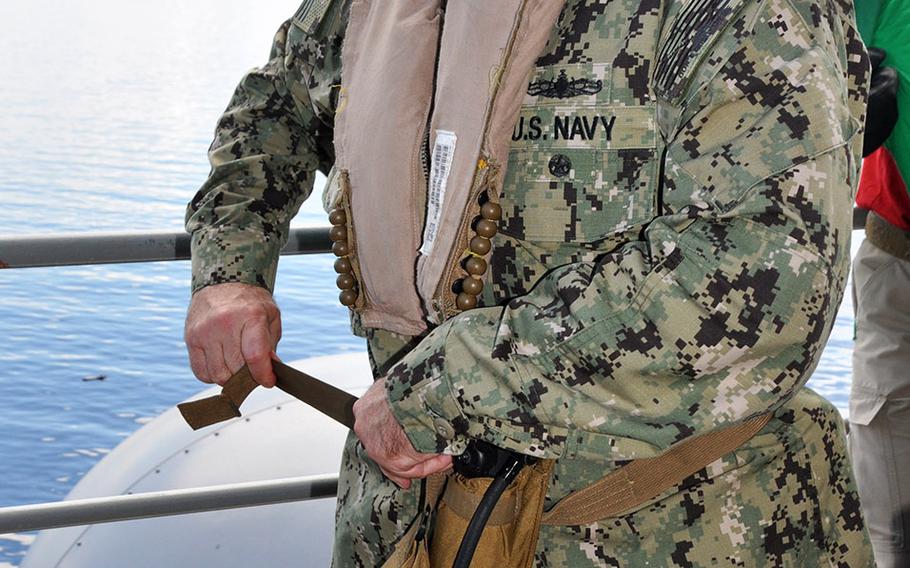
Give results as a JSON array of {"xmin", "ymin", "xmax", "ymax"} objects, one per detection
[
  {"xmin": 0, "ymin": 211, "xmax": 872, "ymax": 271},
  {"xmin": 0, "ymin": 207, "xmax": 874, "ymax": 272},
  {"xmin": 0, "ymin": 473, "xmax": 338, "ymax": 534},
  {"xmin": 0, "ymin": 227, "xmax": 332, "ymax": 269}
]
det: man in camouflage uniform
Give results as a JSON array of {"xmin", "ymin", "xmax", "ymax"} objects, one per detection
[{"xmin": 185, "ymin": 0, "xmax": 874, "ymax": 565}]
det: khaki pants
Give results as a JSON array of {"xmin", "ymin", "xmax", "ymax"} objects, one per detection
[{"xmin": 850, "ymin": 238, "xmax": 910, "ymax": 568}]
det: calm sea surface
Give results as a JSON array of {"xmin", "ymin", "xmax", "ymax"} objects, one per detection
[{"xmin": 0, "ymin": 1, "xmax": 860, "ymax": 565}]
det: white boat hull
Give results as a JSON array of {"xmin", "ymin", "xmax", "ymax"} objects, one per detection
[{"xmin": 22, "ymin": 352, "xmax": 372, "ymax": 568}]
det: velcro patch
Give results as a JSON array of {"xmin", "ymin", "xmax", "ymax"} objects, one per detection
[
  {"xmin": 509, "ymin": 105, "xmax": 657, "ymax": 151},
  {"xmin": 292, "ymin": 0, "xmax": 333, "ymax": 35},
  {"xmin": 654, "ymin": 0, "xmax": 746, "ymax": 102}
]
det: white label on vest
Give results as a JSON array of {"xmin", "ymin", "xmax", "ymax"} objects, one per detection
[{"xmin": 420, "ymin": 130, "xmax": 457, "ymax": 255}]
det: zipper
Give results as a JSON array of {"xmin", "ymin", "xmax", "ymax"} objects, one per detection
[
  {"xmin": 432, "ymin": 161, "xmax": 498, "ymax": 320},
  {"xmin": 419, "ymin": 2, "xmax": 448, "ymax": 186},
  {"xmin": 430, "ymin": 0, "xmax": 530, "ymax": 321}
]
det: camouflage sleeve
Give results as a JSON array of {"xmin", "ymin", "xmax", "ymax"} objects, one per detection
[
  {"xmin": 385, "ymin": 0, "xmax": 869, "ymax": 459},
  {"xmin": 185, "ymin": 3, "xmax": 346, "ymax": 293}
]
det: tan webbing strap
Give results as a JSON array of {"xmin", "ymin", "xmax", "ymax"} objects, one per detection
[
  {"xmin": 541, "ymin": 413, "xmax": 773, "ymax": 526},
  {"xmin": 177, "ymin": 366, "xmax": 258, "ymax": 430},
  {"xmin": 866, "ymin": 210, "xmax": 910, "ymax": 261},
  {"xmin": 177, "ymin": 361, "xmax": 358, "ymax": 430},
  {"xmin": 425, "ymin": 473, "xmax": 447, "ymax": 513}
]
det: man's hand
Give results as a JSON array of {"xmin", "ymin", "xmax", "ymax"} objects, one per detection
[
  {"xmin": 353, "ymin": 378, "xmax": 452, "ymax": 488},
  {"xmin": 184, "ymin": 282, "xmax": 282, "ymax": 387}
]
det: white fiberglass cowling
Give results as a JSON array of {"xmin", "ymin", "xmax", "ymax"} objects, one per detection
[{"xmin": 22, "ymin": 352, "xmax": 371, "ymax": 568}]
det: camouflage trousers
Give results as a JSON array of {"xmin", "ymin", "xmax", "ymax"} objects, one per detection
[
  {"xmin": 332, "ymin": 328, "xmax": 422, "ymax": 567},
  {"xmin": 332, "ymin": 332, "xmax": 874, "ymax": 567}
]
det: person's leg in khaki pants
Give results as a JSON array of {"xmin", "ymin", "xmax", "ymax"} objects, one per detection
[{"xmin": 850, "ymin": 239, "xmax": 910, "ymax": 568}]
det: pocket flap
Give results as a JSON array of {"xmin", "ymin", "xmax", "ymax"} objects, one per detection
[{"xmin": 849, "ymin": 390, "xmax": 887, "ymax": 426}]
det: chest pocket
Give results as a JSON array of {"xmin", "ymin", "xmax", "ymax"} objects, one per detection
[{"xmin": 499, "ymin": 103, "xmax": 659, "ymax": 243}]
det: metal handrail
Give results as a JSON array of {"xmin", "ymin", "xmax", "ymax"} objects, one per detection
[
  {"xmin": 0, "ymin": 210, "xmax": 872, "ymax": 533},
  {"xmin": 0, "ymin": 473, "xmax": 339, "ymax": 533},
  {"xmin": 0, "ymin": 227, "xmax": 338, "ymax": 533},
  {"xmin": 0, "ymin": 227, "xmax": 332, "ymax": 269},
  {"xmin": 0, "ymin": 210, "xmax": 872, "ymax": 270}
]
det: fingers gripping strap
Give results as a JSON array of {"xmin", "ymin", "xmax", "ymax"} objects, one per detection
[
  {"xmin": 177, "ymin": 366, "xmax": 259, "ymax": 430},
  {"xmin": 541, "ymin": 413, "xmax": 773, "ymax": 526}
]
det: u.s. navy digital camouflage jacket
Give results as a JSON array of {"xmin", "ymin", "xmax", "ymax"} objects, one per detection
[
  {"xmin": 390, "ymin": 0, "xmax": 865, "ymax": 465},
  {"xmin": 187, "ymin": 0, "xmax": 868, "ymax": 505}
]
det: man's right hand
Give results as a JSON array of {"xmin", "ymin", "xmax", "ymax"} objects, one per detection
[{"xmin": 184, "ymin": 282, "xmax": 282, "ymax": 388}]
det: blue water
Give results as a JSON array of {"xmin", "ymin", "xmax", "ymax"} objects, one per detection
[
  {"xmin": 0, "ymin": 1, "xmax": 364, "ymax": 564},
  {"xmin": 0, "ymin": 1, "xmax": 859, "ymax": 565}
]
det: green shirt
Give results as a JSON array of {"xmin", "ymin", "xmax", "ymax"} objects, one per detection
[{"xmin": 857, "ymin": 0, "xmax": 910, "ymax": 186}]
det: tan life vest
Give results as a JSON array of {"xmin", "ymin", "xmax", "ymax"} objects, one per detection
[{"xmin": 326, "ymin": 0, "xmax": 566, "ymax": 336}]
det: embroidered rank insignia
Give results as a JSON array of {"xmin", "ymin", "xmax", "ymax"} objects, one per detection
[
  {"xmin": 527, "ymin": 70, "xmax": 603, "ymax": 99},
  {"xmin": 654, "ymin": 0, "xmax": 746, "ymax": 102},
  {"xmin": 293, "ymin": 0, "xmax": 333, "ymax": 35}
]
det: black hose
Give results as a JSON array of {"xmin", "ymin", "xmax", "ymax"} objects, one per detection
[{"xmin": 451, "ymin": 455, "xmax": 524, "ymax": 568}]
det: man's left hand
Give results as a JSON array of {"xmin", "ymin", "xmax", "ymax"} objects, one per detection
[{"xmin": 353, "ymin": 378, "xmax": 452, "ymax": 489}]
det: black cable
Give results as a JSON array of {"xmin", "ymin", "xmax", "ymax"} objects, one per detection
[{"xmin": 451, "ymin": 455, "xmax": 524, "ymax": 568}]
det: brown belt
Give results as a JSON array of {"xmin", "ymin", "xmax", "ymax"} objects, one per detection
[
  {"xmin": 866, "ymin": 210, "xmax": 910, "ymax": 261},
  {"xmin": 177, "ymin": 360, "xmax": 357, "ymax": 430},
  {"xmin": 440, "ymin": 412, "xmax": 772, "ymax": 526}
]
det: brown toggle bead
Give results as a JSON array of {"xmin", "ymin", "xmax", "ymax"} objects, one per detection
[
  {"xmin": 469, "ymin": 236, "xmax": 491, "ymax": 255},
  {"xmin": 475, "ymin": 219, "xmax": 498, "ymax": 239},
  {"xmin": 336, "ymin": 273, "xmax": 355, "ymax": 290},
  {"xmin": 328, "ymin": 208, "xmax": 347, "ymax": 226},
  {"xmin": 329, "ymin": 225, "xmax": 348, "ymax": 242},
  {"xmin": 339, "ymin": 289, "xmax": 358, "ymax": 307},
  {"xmin": 334, "ymin": 257, "xmax": 352, "ymax": 274},
  {"xmin": 456, "ymin": 292, "xmax": 478, "ymax": 310},
  {"xmin": 462, "ymin": 276, "xmax": 483, "ymax": 296},
  {"xmin": 465, "ymin": 256, "xmax": 487, "ymax": 276},
  {"xmin": 332, "ymin": 241, "xmax": 350, "ymax": 257},
  {"xmin": 480, "ymin": 202, "xmax": 502, "ymax": 221}
]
